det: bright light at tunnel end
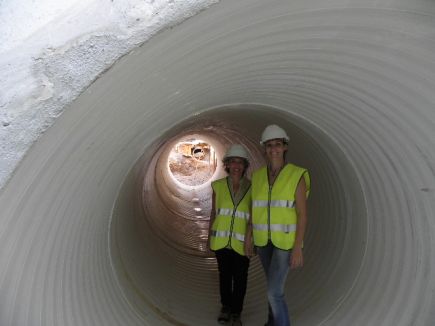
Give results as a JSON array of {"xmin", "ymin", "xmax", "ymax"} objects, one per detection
[{"xmin": 168, "ymin": 138, "xmax": 217, "ymax": 188}]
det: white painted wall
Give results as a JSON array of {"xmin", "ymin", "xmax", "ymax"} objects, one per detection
[{"xmin": 0, "ymin": 0, "xmax": 434, "ymax": 325}]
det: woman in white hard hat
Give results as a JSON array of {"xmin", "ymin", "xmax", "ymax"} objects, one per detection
[
  {"xmin": 207, "ymin": 144, "xmax": 252, "ymax": 326},
  {"xmin": 245, "ymin": 125, "xmax": 310, "ymax": 326}
]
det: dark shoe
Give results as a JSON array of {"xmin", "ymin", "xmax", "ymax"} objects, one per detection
[
  {"xmin": 218, "ymin": 306, "xmax": 231, "ymax": 324},
  {"xmin": 231, "ymin": 313, "xmax": 242, "ymax": 326}
]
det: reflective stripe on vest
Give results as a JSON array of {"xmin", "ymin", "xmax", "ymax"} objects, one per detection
[
  {"xmin": 253, "ymin": 223, "xmax": 296, "ymax": 233},
  {"xmin": 211, "ymin": 230, "xmax": 245, "ymax": 242},
  {"xmin": 210, "ymin": 177, "xmax": 251, "ymax": 255},
  {"xmin": 217, "ymin": 208, "xmax": 250, "ymax": 220},
  {"xmin": 253, "ymin": 200, "xmax": 295, "ymax": 208},
  {"xmin": 251, "ymin": 163, "xmax": 310, "ymax": 250}
]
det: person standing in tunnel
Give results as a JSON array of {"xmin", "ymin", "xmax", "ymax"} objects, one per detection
[
  {"xmin": 245, "ymin": 125, "xmax": 310, "ymax": 326},
  {"xmin": 207, "ymin": 144, "xmax": 252, "ymax": 326}
]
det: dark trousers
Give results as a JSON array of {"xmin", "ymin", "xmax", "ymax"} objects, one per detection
[{"xmin": 215, "ymin": 248, "xmax": 250, "ymax": 314}]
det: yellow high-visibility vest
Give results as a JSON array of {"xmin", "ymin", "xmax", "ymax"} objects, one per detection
[
  {"xmin": 210, "ymin": 177, "xmax": 251, "ymax": 255},
  {"xmin": 252, "ymin": 164, "xmax": 310, "ymax": 250}
]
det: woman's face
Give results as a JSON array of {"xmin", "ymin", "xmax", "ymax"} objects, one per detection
[
  {"xmin": 226, "ymin": 157, "xmax": 246, "ymax": 178},
  {"xmin": 264, "ymin": 139, "xmax": 287, "ymax": 162}
]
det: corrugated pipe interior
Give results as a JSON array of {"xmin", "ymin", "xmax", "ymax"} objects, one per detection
[{"xmin": 1, "ymin": 0, "xmax": 434, "ymax": 325}]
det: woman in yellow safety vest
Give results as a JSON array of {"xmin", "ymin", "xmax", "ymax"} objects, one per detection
[
  {"xmin": 208, "ymin": 144, "xmax": 251, "ymax": 326},
  {"xmin": 245, "ymin": 125, "xmax": 310, "ymax": 326}
]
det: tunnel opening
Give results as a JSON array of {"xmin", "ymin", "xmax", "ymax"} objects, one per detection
[
  {"xmin": 168, "ymin": 139, "xmax": 217, "ymax": 187},
  {"xmin": 110, "ymin": 105, "xmax": 367, "ymax": 325}
]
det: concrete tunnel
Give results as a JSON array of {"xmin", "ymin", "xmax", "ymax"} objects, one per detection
[{"xmin": 1, "ymin": 0, "xmax": 435, "ymax": 325}]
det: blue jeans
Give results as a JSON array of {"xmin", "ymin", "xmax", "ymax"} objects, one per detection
[{"xmin": 257, "ymin": 242, "xmax": 291, "ymax": 326}]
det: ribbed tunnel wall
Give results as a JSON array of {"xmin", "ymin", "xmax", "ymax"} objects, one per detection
[{"xmin": 1, "ymin": 0, "xmax": 435, "ymax": 325}]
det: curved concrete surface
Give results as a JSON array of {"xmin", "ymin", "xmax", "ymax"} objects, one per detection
[{"xmin": 1, "ymin": 0, "xmax": 435, "ymax": 325}]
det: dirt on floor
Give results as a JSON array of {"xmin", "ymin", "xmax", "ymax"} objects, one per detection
[{"xmin": 169, "ymin": 151, "xmax": 215, "ymax": 186}]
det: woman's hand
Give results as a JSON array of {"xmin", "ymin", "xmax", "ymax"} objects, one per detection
[
  {"xmin": 290, "ymin": 247, "xmax": 303, "ymax": 269},
  {"xmin": 291, "ymin": 176, "xmax": 307, "ymax": 269},
  {"xmin": 244, "ymin": 239, "xmax": 254, "ymax": 258},
  {"xmin": 244, "ymin": 221, "xmax": 255, "ymax": 258}
]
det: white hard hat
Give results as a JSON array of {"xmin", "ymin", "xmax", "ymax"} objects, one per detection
[
  {"xmin": 223, "ymin": 144, "xmax": 249, "ymax": 161},
  {"xmin": 260, "ymin": 124, "xmax": 290, "ymax": 145}
]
